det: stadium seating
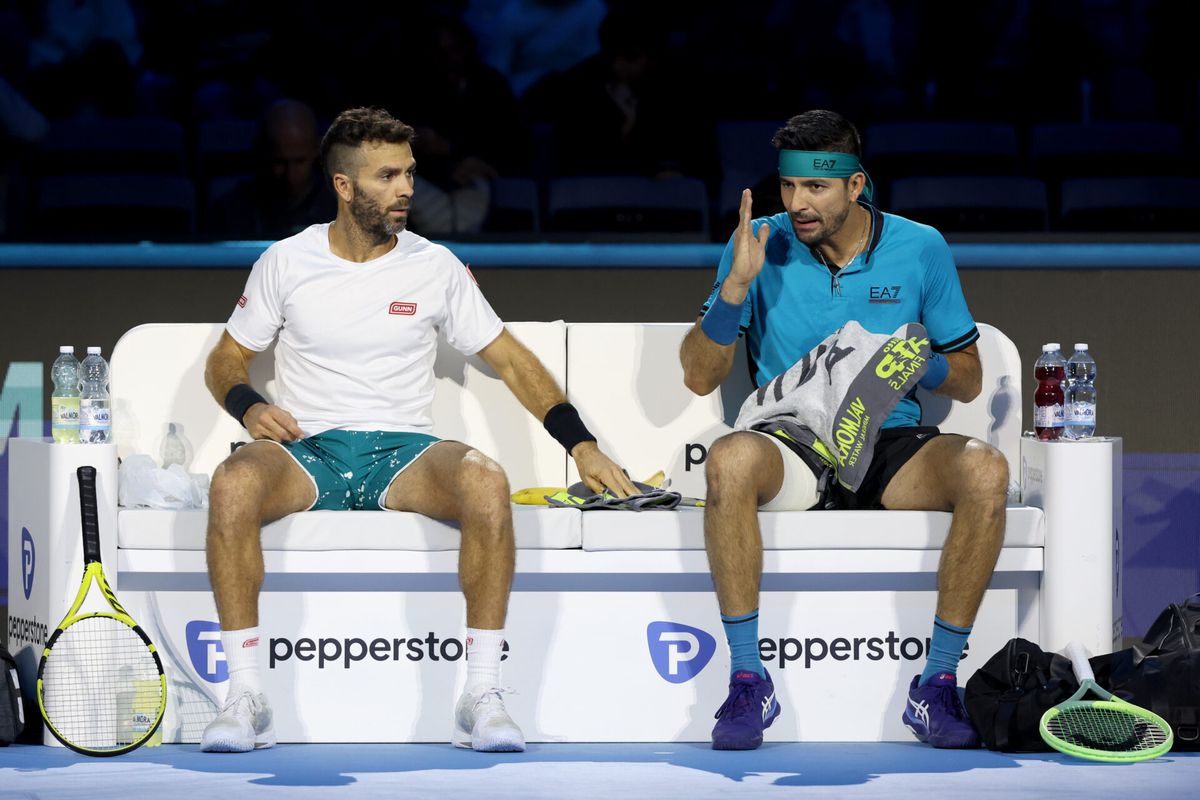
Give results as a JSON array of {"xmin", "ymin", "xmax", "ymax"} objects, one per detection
[
  {"xmin": 31, "ymin": 174, "xmax": 196, "ymax": 240},
  {"xmin": 888, "ymin": 176, "xmax": 1049, "ymax": 232},
  {"xmin": 546, "ymin": 176, "xmax": 710, "ymax": 237}
]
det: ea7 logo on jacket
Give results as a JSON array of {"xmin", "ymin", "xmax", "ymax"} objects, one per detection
[
  {"xmin": 869, "ymin": 286, "xmax": 901, "ymax": 304},
  {"xmin": 389, "ymin": 302, "xmax": 417, "ymax": 315}
]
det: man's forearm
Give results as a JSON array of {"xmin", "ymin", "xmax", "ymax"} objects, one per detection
[
  {"xmin": 680, "ymin": 322, "xmax": 736, "ymax": 396},
  {"xmin": 934, "ymin": 350, "xmax": 983, "ymax": 403},
  {"xmin": 495, "ymin": 350, "xmax": 567, "ymax": 422},
  {"xmin": 205, "ymin": 349, "xmax": 252, "ymax": 407}
]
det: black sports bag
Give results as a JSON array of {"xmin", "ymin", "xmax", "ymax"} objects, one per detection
[
  {"xmin": 0, "ymin": 646, "xmax": 25, "ymax": 746},
  {"xmin": 964, "ymin": 637, "xmax": 1078, "ymax": 751},
  {"xmin": 1094, "ymin": 593, "xmax": 1200, "ymax": 750}
]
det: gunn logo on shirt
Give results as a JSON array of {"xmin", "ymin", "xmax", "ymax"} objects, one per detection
[{"xmin": 389, "ymin": 301, "xmax": 417, "ymax": 315}]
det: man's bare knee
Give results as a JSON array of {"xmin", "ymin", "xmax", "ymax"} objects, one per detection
[
  {"xmin": 957, "ymin": 440, "xmax": 1009, "ymax": 502},
  {"xmin": 458, "ymin": 450, "xmax": 512, "ymax": 521},
  {"xmin": 209, "ymin": 459, "xmax": 269, "ymax": 526},
  {"xmin": 706, "ymin": 433, "xmax": 768, "ymax": 498}
]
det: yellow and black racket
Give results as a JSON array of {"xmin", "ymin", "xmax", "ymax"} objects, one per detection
[{"xmin": 37, "ymin": 466, "xmax": 167, "ymax": 756}]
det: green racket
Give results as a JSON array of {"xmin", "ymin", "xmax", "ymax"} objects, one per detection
[{"xmin": 1039, "ymin": 641, "xmax": 1172, "ymax": 762}]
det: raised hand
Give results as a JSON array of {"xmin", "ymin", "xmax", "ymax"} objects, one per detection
[{"xmin": 724, "ymin": 189, "xmax": 771, "ymax": 301}]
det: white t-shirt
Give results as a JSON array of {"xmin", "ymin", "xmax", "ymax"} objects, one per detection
[{"xmin": 226, "ymin": 223, "xmax": 504, "ymax": 436}]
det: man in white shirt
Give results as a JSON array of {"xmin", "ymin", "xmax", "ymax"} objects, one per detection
[{"xmin": 200, "ymin": 107, "xmax": 635, "ymax": 753}]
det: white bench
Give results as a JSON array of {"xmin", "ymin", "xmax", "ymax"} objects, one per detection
[{"xmin": 6, "ymin": 321, "xmax": 1122, "ymax": 744}]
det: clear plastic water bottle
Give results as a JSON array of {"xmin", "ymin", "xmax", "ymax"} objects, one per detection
[
  {"xmin": 161, "ymin": 422, "xmax": 186, "ymax": 467},
  {"xmin": 1034, "ymin": 343, "xmax": 1066, "ymax": 441},
  {"xmin": 51, "ymin": 346, "xmax": 81, "ymax": 443},
  {"xmin": 79, "ymin": 346, "xmax": 111, "ymax": 444},
  {"xmin": 1065, "ymin": 343, "xmax": 1097, "ymax": 440}
]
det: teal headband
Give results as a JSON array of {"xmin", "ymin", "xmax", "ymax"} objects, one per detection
[{"xmin": 778, "ymin": 150, "xmax": 874, "ymax": 202}]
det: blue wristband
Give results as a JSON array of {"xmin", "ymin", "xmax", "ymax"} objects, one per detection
[
  {"xmin": 919, "ymin": 351, "xmax": 949, "ymax": 390},
  {"xmin": 700, "ymin": 293, "xmax": 743, "ymax": 346}
]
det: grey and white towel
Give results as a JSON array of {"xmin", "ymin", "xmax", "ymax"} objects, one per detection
[{"xmin": 734, "ymin": 320, "xmax": 935, "ymax": 492}]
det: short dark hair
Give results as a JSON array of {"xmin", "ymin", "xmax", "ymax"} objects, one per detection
[
  {"xmin": 771, "ymin": 110, "xmax": 862, "ymax": 157},
  {"xmin": 320, "ymin": 107, "xmax": 415, "ymax": 180}
]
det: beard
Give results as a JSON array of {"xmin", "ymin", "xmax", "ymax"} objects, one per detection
[
  {"xmin": 791, "ymin": 201, "xmax": 853, "ymax": 247},
  {"xmin": 349, "ymin": 183, "xmax": 408, "ymax": 241}
]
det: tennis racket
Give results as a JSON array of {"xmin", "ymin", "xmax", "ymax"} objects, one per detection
[
  {"xmin": 36, "ymin": 466, "xmax": 167, "ymax": 756},
  {"xmin": 1039, "ymin": 640, "xmax": 1173, "ymax": 762}
]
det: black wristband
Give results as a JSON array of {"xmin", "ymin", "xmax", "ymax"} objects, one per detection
[
  {"xmin": 224, "ymin": 383, "xmax": 268, "ymax": 428},
  {"xmin": 543, "ymin": 402, "xmax": 596, "ymax": 454}
]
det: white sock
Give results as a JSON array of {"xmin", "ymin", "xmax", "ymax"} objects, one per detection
[
  {"xmin": 221, "ymin": 626, "xmax": 262, "ymax": 695},
  {"xmin": 465, "ymin": 628, "xmax": 504, "ymax": 690}
]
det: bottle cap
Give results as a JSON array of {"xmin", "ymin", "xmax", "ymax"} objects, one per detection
[
  {"xmin": 1042, "ymin": 344, "xmax": 1055, "ymax": 352},
  {"xmin": 59, "ymin": 345, "xmax": 73, "ymax": 353},
  {"xmin": 87, "ymin": 346, "xmax": 101, "ymax": 355},
  {"xmin": 1047, "ymin": 342, "xmax": 1061, "ymax": 350},
  {"xmin": 1074, "ymin": 343, "xmax": 1088, "ymax": 350}
]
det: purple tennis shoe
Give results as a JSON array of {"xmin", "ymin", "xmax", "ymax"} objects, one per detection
[
  {"xmin": 712, "ymin": 669, "xmax": 781, "ymax": 750},
  {"xmin": 902, "ymin": 672, "xmax": 981, "ymax": 748}
]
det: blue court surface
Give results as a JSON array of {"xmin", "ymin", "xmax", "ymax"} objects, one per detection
[{"xmin": 1, "ymin": 743, "xmax": 1196, "ymax": 799}]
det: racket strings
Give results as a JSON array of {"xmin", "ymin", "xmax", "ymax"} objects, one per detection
[
  {"xmin": 1047, "ymin": 705, "xmax": 1171, "ymax": 752},
  {"xmin": 42, "ymin": 617, "xmax": 163, "ymax": 751}
]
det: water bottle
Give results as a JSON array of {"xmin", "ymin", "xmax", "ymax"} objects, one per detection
[
  {"xmin": 132, "ymin": 678, "xmax": 163, "ymax": 747},
  {"xmin": 1065, "ymin": 343, "xmax": 1097, "ymax": 439},
  {"xmin": 161, "ymin": 422, "xmax": 186, "ymax": 468},
  {"xmin": 79, "ymin": 346, "xmax": 111, "ymax": 444},
  {"xmin": 51, "ymin": 346, "xmax": 81, "ymax": 443},
  {"xmin": 1033, "ymin": 343, "xmax": 1066, "ymax": 441}
]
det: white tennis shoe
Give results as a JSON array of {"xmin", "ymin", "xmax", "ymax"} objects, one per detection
[
  {"xmin": 453, "ymin": 686, "xmax": 525, "ymax": 752},
  {"xmin": 201, "ymin": 689, "xmax": 277, "ymax": 752}
]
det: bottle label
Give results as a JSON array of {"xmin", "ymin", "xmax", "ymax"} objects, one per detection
[
  {"xmin": 51, "ymin": 397, "xmax": 81, "ymax": 443},
  {"xmin": 1034, "ymin": 404, "xmax": 1064, "ymax": 428},
  {"xmin": 51, "ymin": 397, "xmax": 80, "ymax": 427},
  {"xmin": 80, "ymin": 400, "xmax": 111, "ymax": 428},
  {"xmin": 80, "ymin": 400, "xmax": 111, "ymax": 443},
  {"xmin": 1066, "ymin": 402, "xmax": 1096, "ymax": 425}
]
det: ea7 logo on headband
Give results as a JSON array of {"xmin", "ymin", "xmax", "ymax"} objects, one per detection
[
  {"xmin": 389, "ymin": 302, "xmax": 417, "ymax": 316},
  {"xmin": 813, "ymin": 158, "xmax": 837, "ymax": 170}
]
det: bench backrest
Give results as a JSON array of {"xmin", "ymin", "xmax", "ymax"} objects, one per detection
[
  {"xmin": 111, "ymin": 321, "xmax": 1020, "ymax": 498},
  {"xmin": 110, "ymin": 322, "xmax": 568, "ymax": 488},
  {"xmin": 566, "ymin": 322, "xmax": 1021, "ymax": 497}
]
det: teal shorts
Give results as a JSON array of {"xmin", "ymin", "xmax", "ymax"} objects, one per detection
[{"xmin": 275, "ymin": 430, "xmax": 441, "ymax": 511}]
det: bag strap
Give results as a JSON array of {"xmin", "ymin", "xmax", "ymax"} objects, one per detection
[
  {"xmin": 993, "ymin": 693, "xmax": 1018, "ymax": 750},
  {"xmin": 992, "ymin": 644, "xmax": 1036, "ymax": 751}
]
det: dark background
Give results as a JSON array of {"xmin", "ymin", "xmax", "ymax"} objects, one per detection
[{"xmin": 2, "ymin": 0, "xmax": 1198, "ymax": 644}]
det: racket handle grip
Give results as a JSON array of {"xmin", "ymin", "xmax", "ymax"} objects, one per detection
[
  {"xmin": 77, "ymin": 465, "xmax": 102, "ymax": 563},
  {"xmin": 1064, "ymin": 640, "xmax": 1096, "ymax": 682}
]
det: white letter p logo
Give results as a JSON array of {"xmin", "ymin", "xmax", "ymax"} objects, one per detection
[
  {"xmin": 647, "ymin": 621, "xmax": 716, "ymax": 683},
  {"xmin": 659, "ymin": 631, "xmax": 699, "ymax": 676},
  {"xmin": 199, "ymin": 630, "xmax": 227, "ymax": 676}
]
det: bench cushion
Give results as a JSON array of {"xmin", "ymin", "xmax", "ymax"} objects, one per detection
[
  {"xmin": 579, "ymin": 506, "xmax": 1044, "ymax": 550},
  {"xmin": 117, "ymin": 506, "xmax": 581, "ymax": 550}
]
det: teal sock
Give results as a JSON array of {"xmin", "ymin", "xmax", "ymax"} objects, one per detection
[
  {"xmin": 721, "ymin": 609, "xmax": 764, "ymax": 678},
  {"xmin": 920, "ymin": 616, "xmax": 972, "ymax": 685}
]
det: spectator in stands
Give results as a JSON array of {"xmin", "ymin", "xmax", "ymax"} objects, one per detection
[
  {"xmin": 399, "ymin": 13, "xmax": 530, "ymax": 237},
  {"xmin": 526, "ymin": 7, "xmax": 715, "ymax": 182},
  {"xmin": 26, "ymin": 0, "xmax": 142, "ymax": 119},
  {"xmin": 0, "ymin": 8, "xmax": 47, "ymax": 238},
  {"xmin": 206, "ymin": 99, "xmax": 336, "ymax": 240},
  {"xmin": 465, "ymin": 0, "xmax": 607, "ymax": 97}
]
